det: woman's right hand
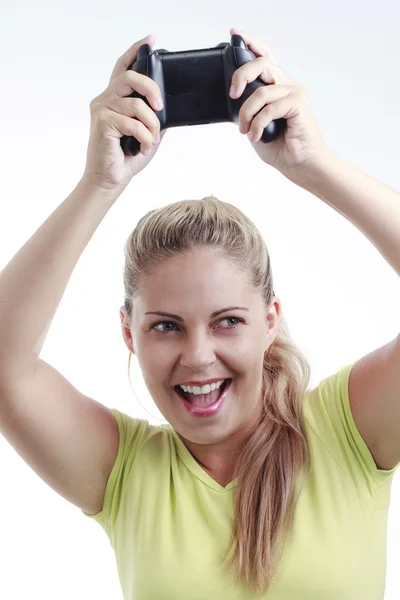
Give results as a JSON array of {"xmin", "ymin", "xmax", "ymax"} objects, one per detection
[{"xmin": 81, "ymin": 34, "xmax": 167, "ymax": 193}]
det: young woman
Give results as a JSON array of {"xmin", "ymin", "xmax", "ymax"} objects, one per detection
[{"xmin": 1, "ymin": 28, "xmax": 399, "ymax": 599}]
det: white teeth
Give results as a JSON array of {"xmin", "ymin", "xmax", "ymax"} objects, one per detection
[{"xmin": 180, "ymin": 379, "xmax": 226, "ymax": 395}]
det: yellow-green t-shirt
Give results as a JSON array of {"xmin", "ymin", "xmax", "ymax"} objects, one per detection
[{"xmin": 82, "ymin": 362, "xmax": 399, "ymax": 599}]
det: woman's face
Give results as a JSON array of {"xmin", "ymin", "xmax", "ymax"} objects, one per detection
[{"xmin": 121, "ymin": 247, "xmax": 281, "ymax": 446}]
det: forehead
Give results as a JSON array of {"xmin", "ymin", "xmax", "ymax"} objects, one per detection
[{"xmin": 135, "ymin": 248, "xmax": 259, "ymax": 313}]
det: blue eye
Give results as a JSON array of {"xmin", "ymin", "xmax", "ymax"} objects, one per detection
[
  {"xmin": 151, "ymin": 321, "xmax": 179, "ymax": 332},
  {"xmin": 219, "ymin": 317, "xmax": 242, "ymax": 328}
]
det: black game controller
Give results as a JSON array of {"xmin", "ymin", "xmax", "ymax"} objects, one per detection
[{"xmin": 120, "ymin": 34, "xmax": 286, "ymax": 156}]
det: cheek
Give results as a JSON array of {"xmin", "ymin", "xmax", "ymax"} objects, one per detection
[
  {"xmin": 136, "ymin": 339, "xmax": 175, "ymax": 382},
  {"xmin": 232, "ymin": 344, "xmax": 266, "ymax": 388},
  {"xmin": 231, "ymin": 336, "xmax": 265, "ymax": 365}
]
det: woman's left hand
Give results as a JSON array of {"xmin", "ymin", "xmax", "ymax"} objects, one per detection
[{"xmin": 229, "ymin": 28, "xmax": 332, "ymax": 181}]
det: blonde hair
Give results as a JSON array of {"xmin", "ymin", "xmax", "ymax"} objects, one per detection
[{"xmin": 122, "ymin": 197, "xmax": 311, "ymax": 595}]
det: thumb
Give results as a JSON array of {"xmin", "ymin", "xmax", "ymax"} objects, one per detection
[{"xmin": 144, "ymin": 33, "xmax": 156, "ymax": 47}]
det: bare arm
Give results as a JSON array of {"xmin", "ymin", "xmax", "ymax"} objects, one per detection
[
  {"xmin": 0, "ymin": 180, "xmax": 120, "ymax": 385},
  {"xmin": 0, "ymin": 179, "xmax": 123, "ymax": 515}
]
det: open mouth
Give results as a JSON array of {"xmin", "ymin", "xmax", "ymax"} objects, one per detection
[
  {"xmin": 174, "ymin": 378, "xmax": 232, "ymax": 417},
  {"xmin": 175, "ymin": 379, "xmax": 229, "ymax": 404}
]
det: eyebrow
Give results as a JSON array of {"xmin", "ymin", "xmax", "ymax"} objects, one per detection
[{"xmin": 144, "ymin": 306, "xmax": 249, "ymax": 322}]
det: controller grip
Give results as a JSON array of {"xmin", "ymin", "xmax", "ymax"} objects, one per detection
[
  {"xmin": 120, "ymin": 134, "xmax": 141, "ymax": 156},
  {"xmin": 261, "ymin": 118, "xmax": 286, "ymax": 143}
]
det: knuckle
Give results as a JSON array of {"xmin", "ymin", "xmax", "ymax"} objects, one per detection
[
  {"xmin": 124, "ymin": 69, "xmax": 136, "ymax": 83},
  {"xmin": 131, "ymin": 119, "xmax": 142, "ymax": 138},
  {"xmin": 125, "ymin": 69, "xmax": 143, "ymax": 85},
  {"xmin": 131, "ymin": 96, "xmax": 143, "ymax": 109},
  {"xmin": 232, "ymin": 64, "xmax": 245, "ymax": 84},
  {"xmin": 89, "ymin": 96, "xmax": 101, "ymax": 112},
  {"xmin": 148, "ymin": 122, "xmax": 158, "ymax": 137},
  {"xmin": 134, "ymin": 120, "xmax": 151, "ymax": 143},
  {"xmin": 124, "ymin": 69, "xmax": 142, "ymax": 89},
  {"xmin": 150, "ymin": 114, "xmax": 161, "ymax": 134},
  {"xmin": 264, "ymin": 63, "xmax": 279, "ymax": 83},
  {"xmin": 96, "ymin": 107, "xmax": 109, "ymax": 124},
  {"xmin": 130, "ymin": 98, "xmax": 160, "ymax": 134},
  {"xmin": 240, "ymin": 106, "xmax": 252, "ymax": 126},
  {"xmin": 150, "ymin": 80, "xmax": 162, "ymax": 98},
  {"xmin": 145, "ymin": 125, "xmax": 154, "ymax": 141},
  {"xmin": 260, "ymin": 85, "xmax": 272, "ymax": 98},
  {"xmin": 231, "ymin": 72, "xmax": 239, "ymax": 86},
  {"xmin": 124, "ymin": 71, "xmax": 160, "ymax": 104},
  {"xmin": 132, "ymin": 119, "xmax": 147, "ymax": 143},
  {"xmin": 263, "ymin": 104, "xmax": 275, "ymax": 119}
]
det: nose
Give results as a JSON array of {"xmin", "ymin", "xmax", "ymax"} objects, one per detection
[{"xmin": 179, "ymin": 329, "xmax": 217, "ymax": 372}]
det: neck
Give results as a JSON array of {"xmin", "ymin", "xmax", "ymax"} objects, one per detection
[{"xmin": 177, "ymin": 397, "xmax": 264, "ymax": 486}]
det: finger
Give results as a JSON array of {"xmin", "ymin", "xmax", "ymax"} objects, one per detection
[
  {"xmin": 247, "ymin": 93, "xmax": 302, "ymax": 143},
  {"xmin": 230, "ymin": 58, "xmax": 292, "ymax": 99},
  {"xmin": 109, "ymin": 34, "xmax": 156, "ymax": 82},
  {"xmin": 230, "ymin": 28, "xmax": 279, "ymax": 65},
  {"xmin": 103, "ymin": 108, "xmax": 155, "ymax": 153},
  {"xmin": 238, "ymin": 85, "xmax": 293, "ymax": 134},
  {"xmin": 105, "ymin": 96, "xmax": 161, "ymax": 140},
  {"xmin": 110, "ymin": 70, "xmax": 163, "ymax": 113}
]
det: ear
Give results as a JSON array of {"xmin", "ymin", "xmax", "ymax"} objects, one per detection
[
  {"xmin": 120, "ymin": 306, "xmax": 135, "ymax": 354},
  {"xmin": 265, "ymin": 296, "xmax": 281, "ymax": 349}
]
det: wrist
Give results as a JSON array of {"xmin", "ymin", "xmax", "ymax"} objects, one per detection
[
  {"xmin": 76, "ymin": 176, "xmax": 125, "ymax": 204},
  {"xmin": 283, "ymin": 147, "xmax": 339, "ymax": 190}
]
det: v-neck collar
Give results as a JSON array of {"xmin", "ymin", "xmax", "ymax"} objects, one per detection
[{"xmin": 169, "ymin": 427, "xmax": 237, "ymax": 493}]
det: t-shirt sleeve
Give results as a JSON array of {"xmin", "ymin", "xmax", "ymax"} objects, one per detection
[
  {"xmin": 81, "ymin": 408, "xmax": 155, "ymax": 536},
  {"xmin": 305, "ymin": 361, "xmax": 400, "ymax": 506}
]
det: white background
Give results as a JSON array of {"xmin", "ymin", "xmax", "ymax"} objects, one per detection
[{"xmin": 0, "ymin": 0, "xmax": 399, "ymax": 598}]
